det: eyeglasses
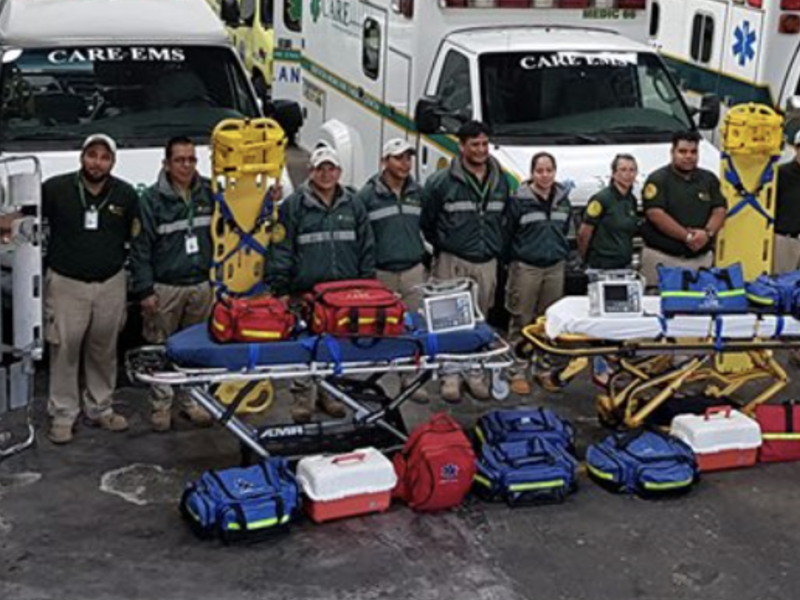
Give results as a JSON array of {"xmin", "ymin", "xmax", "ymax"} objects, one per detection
[{"xmin": 171, "ymin": 156, "xmax": 198, "ymax": 165}]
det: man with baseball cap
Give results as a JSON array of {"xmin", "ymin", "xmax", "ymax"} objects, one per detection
[
  {"xmin": 357, "ymin": 138, "xmax": 428, "ymax": 401},
  {"xmin": 774, "ymin": 130, "xmax": 800, "ymax": 274},
  {"xmin": 42, "ymin": 133, "xmax": 140, "ymax": 444},
  {"xmin": 268, "ymin": 145, "xmax": 375, "ymax": 423}
]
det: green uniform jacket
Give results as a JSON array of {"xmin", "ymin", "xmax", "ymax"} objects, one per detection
[
  {"xmin": 641, "ymin": 165, "xmax": 725, "ymax": 258},
  {"xmin": 268, "ymin": 182, "xmax": 375, "ymax": 296},
  {"xmin": 421, "ymin": 156, "xmax": 509, "ymax": 263},
  {"xmin": 356, "ymin": 173, "xmax": 425, "ymax": 272},
  {"xmin": 129, "ymin": 170, "xmax": 214, "ymax": 299},
  {"xmin": 583, "ymin": 184, "xmax": 638, "ymax": 270},
  {"xmin": 505, "ymin": 181, "xmax": 572, "ymax": 268}
]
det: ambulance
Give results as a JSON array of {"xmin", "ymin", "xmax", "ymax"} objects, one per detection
[
  {"xmin": 296, "ymin": 0, "xmax": 721, "ymax": 205},
  {"xmin": 651, "ymin": 0, "xmax": 800, "ymax": 143},
  {"xmin": 0, "ymin": 0, "xmax": 271, "ymax": 191}
]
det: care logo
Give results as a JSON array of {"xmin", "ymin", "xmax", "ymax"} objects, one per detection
[{"xmin": 440, "ymin": 463, "xmax": 460, "ymax": 482}]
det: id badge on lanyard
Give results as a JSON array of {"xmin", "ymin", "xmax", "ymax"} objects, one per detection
[
  {"xmin": 84, "ymin": 208, "xmax": 99, "ymax": 230},
  {"xmin": 185, "ymin": 234, "xmax": 199, "ymax": 255}
]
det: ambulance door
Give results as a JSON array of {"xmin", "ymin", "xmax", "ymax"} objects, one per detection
[
  {"xmin": 720, "ymin": 4, "xmax": 764, "ymax": 103},
  {"xmin": 382, "ymin": 47, "xmax": 412, "ymax": 166},
  {"xmin": 417, "ymin": 45, "xmax": 478, "ymax": 185},
  {"xmin": 684, "ymin": 0, "xmax": 730, "ymax": 144},
  {"xmin": 273, "ymin": 0, "xmax": 303, "ymax": 104}
]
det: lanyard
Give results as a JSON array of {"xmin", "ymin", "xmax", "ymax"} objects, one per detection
[
  {"xmin": 465, "ymin": 171, "xmax": 490, "ymax": 210},
  {"xmin": 77, "ymin": 176, "xmax": 113, "ymax": 213},
  {"xmin": 184, "ymin": 188, "xmax": 196, "ymax": 232}
]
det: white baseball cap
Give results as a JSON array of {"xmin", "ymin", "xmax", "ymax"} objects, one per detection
[
  {"xmin": 382, "ymin": 138, "xmax": 415, "ymax": 158},
  {"xmin": 310, "ymin": 146, "xmax": 341, "ymax": 169},
  {"xmin": 794, "ymin": 130, "xmax": 800, "ymax": 146},
  {"xmin": 82, "ymin": 133, "xmax": 117, "ymax": 155}
]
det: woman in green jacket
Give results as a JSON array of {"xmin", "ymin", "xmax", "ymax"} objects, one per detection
[{"xmin": 504, "ymin": 152, "xmax": 571, "ymax": 395}]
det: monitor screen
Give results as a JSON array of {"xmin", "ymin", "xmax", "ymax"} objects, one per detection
[
  {"xmin": 604, "ymin": 284, "xmax": 629, "ymax": 303},
  {"xmin": 430, "ymin": 297, "xmax": 459, "ymax": 320}
]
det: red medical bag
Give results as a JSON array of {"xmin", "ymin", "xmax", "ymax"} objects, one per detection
[
  {"xmin": 755, "ymin": 401, "xmax": 800, "ymax": 463},
  {"xmin": 392, "ymin": 412, "xmax": 476, "ymax": 512},
  {"xmin": 307, "ymin": 279, "xmax": 406, "ymax": 337},
  {"xmin": 210, "ymin": 294, "xmax": 295, "ymax": 343}
]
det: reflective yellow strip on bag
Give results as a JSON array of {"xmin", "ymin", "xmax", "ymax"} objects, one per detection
[
  {"xmin": 661, "ymin": 290, "xmax": 745, "ymax": 298},
  {"xmin": 240, "ymin": 328, "xmax": 282, "ymax": 340},
  {"xmin": 226, "ymin": 514, "xmax": 291, "ymax": 531},
  {"xmin": 474, "ymin": 426, "xmax": 486, "ymax": 445},
  {"xmin": 642, "ymin": 477, "xmax": 693, "ymax": 491},
  {"xmin": 586, "ymin": 463, "xmax": 615, "ymax": 481},
  {"xmin": 335, "ymin": 316, "xmax": 401, "ymax": 327},
  {"xmin": 746, "ymin": 294, "xmax": 775, "ymax": 306},
  {"xmin": 212, "ymin": 320, "xmax": 226, "ymax": 331},
  {"xmin": 509, "ymin": 479, "xmax": 565, "ymax": 492},
  {"xmin": 473, "ymin": 474, "xmax": 492, "ymax": 488},
  {"xmin": 762, "ymin": 433, "xmax": 800, "ymax": 440}
]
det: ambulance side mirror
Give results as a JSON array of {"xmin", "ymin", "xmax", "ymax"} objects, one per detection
[
  {"xmin": 785, "ymin": 95, "xmax": 800, "ymax": 117},
  {"xmin": 697, "ymin": 93, "xmax": 720, "ymax": 130},
  {"xmin": 220, "ymin": 0, "xmax": 240, "ymax": 26},
  {"xmin": 415, "ymin": 96, "xmax": 442, "ymax": 135}
]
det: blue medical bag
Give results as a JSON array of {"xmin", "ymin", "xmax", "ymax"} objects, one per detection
[
  {"xmin": 658, "ymin": 263, "xmax": 748, "ymax": 315},
  {"xmin": 180, "ymin": 458, "xmax": 299, "ymax": 543},
  {"xmin": 474, "ymin": 437, "xmax": 578, "ymax": 506},
  {"xmin": 475, "ymin": 408, "xmax": 575, "ymax": 452},
  {"xmin": 745, "ymin": 271, "xmax": 800, "ymax": 316},
  {"xmin": 586, "ymin": 429, "xmax": 699, "ymax": 498}
]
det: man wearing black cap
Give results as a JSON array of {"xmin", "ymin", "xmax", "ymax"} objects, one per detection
[
  {"xmin": 774, "ymin": 131, "xmax": 800, "ymax": 274},
  {"xmin": 43, "ymin": 134, "xmax": 140, "ymax": 444}
]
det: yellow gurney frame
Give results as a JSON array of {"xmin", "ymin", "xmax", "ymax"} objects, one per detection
[{"xmin": 520, "ymin": 319, "xmax": 800, "ymax": 429}]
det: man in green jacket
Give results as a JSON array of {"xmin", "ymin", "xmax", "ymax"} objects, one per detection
[
  {"xmin": 421, "ymin": 120, "xmax": 510, "ymax": 403},
  {"xmin": 130, "ymin": 136, "xmax": 215, "ymax": 432},
  {"xmin": 269, "ymin": 146, "xmax": 376, "ymax": 423},
  {"xmin": 358, "ymin": 138, "xmax": 428, "ymax": 402}
]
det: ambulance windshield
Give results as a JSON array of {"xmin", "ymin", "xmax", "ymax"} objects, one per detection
[
  {"xmin": 0, "ymin": 46, "xmax": 259, "ymax": 150},
  {"xmin": 480, "ymin": 50, "xmax": 693, "ymax": 142}
]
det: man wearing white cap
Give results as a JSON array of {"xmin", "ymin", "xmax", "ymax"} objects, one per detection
[
  {"xmin": 269, "ymin": 145, "xmax": 375, "ymax": 423},
  {"xmin": 774, "ymin": 131, "xmax": 800, "ymax": 274},
  {"xmin": 42, "ymin": 133, "xmax": 140, "ymax": 444},
  {"xmin": 357, "ymin": 138, "xmax": 428, "ymax": 401}
]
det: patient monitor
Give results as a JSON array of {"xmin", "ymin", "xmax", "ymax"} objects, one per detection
[
  {"xmin": 587, "ymin": 270, "xmax": 644, "ymax": 318},
  {"xmin": 420, "ymin": 279, "xmax": 480, "ymax": 334}
]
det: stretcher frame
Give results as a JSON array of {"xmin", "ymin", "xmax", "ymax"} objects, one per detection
[
  {"xmin": 126, "ymin": 339, "xmax": 514, "ymax": 459},
  {"xmin": 520, "ymin": 319, "xmax": 800, "ymax": 429}
]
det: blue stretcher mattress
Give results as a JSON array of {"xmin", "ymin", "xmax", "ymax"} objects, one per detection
[{"xmin": 166, "ymin": 320, "xmax": 498, "ymax": 370}]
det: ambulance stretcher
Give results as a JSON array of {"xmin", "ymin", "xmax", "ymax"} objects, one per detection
[
  {"xmin": 126, "ymin": 316, "xmax": 513, "ymax": 459},
  {"xmin": 520, "ymin": 296, "xmax": 800, "ymax": 429}
]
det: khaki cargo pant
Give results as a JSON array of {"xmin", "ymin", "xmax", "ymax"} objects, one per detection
[
  {"xmin": 640, "ymin": 246, "xmax": 713, "ymax": 292},
  {"xmin": 432, "ymin": 252, "xmax": 497, "ymax": 316},
  {"xmin": 376, "ymin": 263, "xmax": 426, "ymax": 314},
  {"xmin": 774, "ymin": 234, "xmax": 800, "ymax": 274},
  {"xmin": 143, "ymin": 282, "xmax": 213, "ymax": 411},
  {"xmin": 45, "ymin": 269, "xmax": 127, "ymax": 426},
  {"xmin": 505, "ymin": 260, "xmax": 565, "ymax": 352}
]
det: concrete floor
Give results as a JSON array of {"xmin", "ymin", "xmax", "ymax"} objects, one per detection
[
  {"xmin": 2, "ymin": 371, "xmax": 800, "ymax": 600},
  {"xmin": 2, "ymin": 149, "xmax": 800, "ymax": 599}
]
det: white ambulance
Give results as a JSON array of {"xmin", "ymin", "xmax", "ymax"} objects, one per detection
[
  {"xmin": 651, "ymin": 0, "xmax": 800, "ymax": 143},
  {"xmin": 296, "ymin": 0, "xmax": 721, "ymax": 205},
  {"xmin": 0, "ymin": 0, "xmax": 268, "ymax": 191}
]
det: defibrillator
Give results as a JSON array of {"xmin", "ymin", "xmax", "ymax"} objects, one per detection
[
  {"xmin": 419, "ymin": 278, "xmax": 481, "ymax": 334},
  {"xmin": 587, "ymin": 270, "xmax": 644, "ymax": 317}
]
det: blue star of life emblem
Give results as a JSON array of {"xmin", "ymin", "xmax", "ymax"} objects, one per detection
[
  {"xmin": 733, "ymin": 21, "xmax": 756, "ymax": 67},
  {"xmin": 441, "ymin": 463, "xmax": 459, "ymax": 480}
]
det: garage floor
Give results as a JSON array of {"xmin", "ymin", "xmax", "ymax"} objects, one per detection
[{"xmin": 1, "ymin": 369, "xmax": 799, "ymax": 600}]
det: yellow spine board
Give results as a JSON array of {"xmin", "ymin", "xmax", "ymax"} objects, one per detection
[
  {"xmin": 210, "ymin": 118, "xmax": 287, "ymax": 295},
  {"xmin": 715, "ymin": 103, "xmax": 784, "ymax": 372}
]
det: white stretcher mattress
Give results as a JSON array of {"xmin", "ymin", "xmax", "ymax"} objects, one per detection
[{"xmin": 544, "ymin": 297, "xmax": 800, "ymax": 341}]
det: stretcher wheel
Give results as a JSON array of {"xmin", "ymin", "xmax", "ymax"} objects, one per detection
[{"xmin": 490, "ymin": 368, "xmax": 510, "ymax": 401}]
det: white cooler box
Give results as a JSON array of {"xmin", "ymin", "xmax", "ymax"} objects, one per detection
[
  {"xmin": 670, "ymin": 407, "xmax": 762, "ymax": 472},
  {"xmin": 296, "ymin": 447, "xmax": 397, "ymax": 523}
]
